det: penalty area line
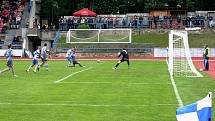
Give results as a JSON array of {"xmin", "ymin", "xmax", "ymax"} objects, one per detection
[
  {"xmin": 54, "ymin": 67, "xmax": 92, "ymax": 83},
  {"xmin": 0, "ymin": 102, "xmax": 178, "ymax": 107},
  {"xmin": 60, "ymin": 82, "xmax": 172, "ymax": 85}
]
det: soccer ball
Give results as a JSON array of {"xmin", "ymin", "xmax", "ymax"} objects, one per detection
[
  {"xmin": 97, "ymin": 60, "xmax": 101, "ymax": 63},
  {"xmin": 199, "ymin": 68, "xmax": 203, "ymax": 71}
]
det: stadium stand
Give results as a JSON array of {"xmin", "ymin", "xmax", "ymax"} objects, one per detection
[
  {"xmin": 0, "ymin": 0, "xmax": 26, "ymax": 50},
  {"xmin": 58, "ymin": 15, "xmax": 214, "ymax": 31},
  {"xmin": 0, "ymin": 0, "xmax": 25, "ymax": 33}
]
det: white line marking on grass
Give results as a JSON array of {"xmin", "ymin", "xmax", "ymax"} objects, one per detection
[
  {"xmin": 166, "ymin": 59, "xmax": 184, "ymax": 107},
  {"xmin": 54, "ymin": 68, "xmax": 92, "ymax": 83},
  {"xmin": 170, "ymin": 76, "xmax": 184, "ymax": 107},
  {"xmin": 60, "ymin": 82, "xmax": 111, "ymax": 84},
  {"xmin": 59, "ymin": 82, "xmax": 172, "ymax": 85},
  {"xmin": 0, "ymin": 102, "xmax": 177, "ymax": 107},
  {"xmin": 129, "ymin": 82, "xmax": 171, "ymax": 85}
]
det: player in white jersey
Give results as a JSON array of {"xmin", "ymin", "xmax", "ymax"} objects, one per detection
[
  {"xmin": 0, "ymin": 44, "xmax": 17, "ymax": 77},
  {"xmin": 70, "ymin": 47, "xmax": 85, "ymax": 67},
  {"xmin": 27, "ymin": 46, "xmax": 41, "ymax": 72},
  {"xmin": 40, "ymin": 43, "xmax": 49, "ymax": 70},
  {"xmin": 66, "ymin": 47, "xmax": 74, "ymax": 67}
]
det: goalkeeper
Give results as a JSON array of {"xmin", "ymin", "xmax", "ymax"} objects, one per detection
[
  {"xmin": 113, "ymin": 48, "xmax": 130, "ymax": 69},
  {"xmin": 203, "ymin": 44, "xmax": 209, "ymax": 71}
]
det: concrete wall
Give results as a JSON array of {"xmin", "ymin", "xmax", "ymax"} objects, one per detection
[{"xmin": 41, "ymin": 40, "xmax": 51, "ymax": 50}]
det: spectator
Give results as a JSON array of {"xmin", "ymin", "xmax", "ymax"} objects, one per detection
[
  {"xmin": 182, "ymin": 17, "xmax": 187, "ymax": 28},
  {"xmin": 74, "ymin": 18, "xmax": 78, "ymax": 29},
  {"xmin": 80, "ymin": 17, "xmax": 85, "ymax": 24},
  {"xmin": 67, "ymin": 17, "xmax": 73, "ymax": 29},
  {"xmin": 97, "ymin": 16, "xmax": 102, "ymax": 29},
  {"xmin": 191, "ymin": 16, "xmax": 195, "ymax": 28},
  {"xmin": 133, "ymin": 16, "xmax": 138, "ymax": 28},
  {"xmin": 195, "ymin": 15, "xmax": 200, "ymax": 27},
  {"xmin": 139, "ymin": 15, "xmax": 143, "ymax": 28},
  {"xmin": 200, "ymin": 15, "xmax": 205, "ymax": 27},
  {"xmin": 160, "ymin": 15, "xmax": 164, "ymax": 29},
  {"xmin": 122, "ymin": 18, "xmax": 126, "ymax": 28},
  {"xmin": 62, "ymin": 17, "xmax": 67, "ymax": 30},
  {"xmin": 105, "ymin": 17, "xmax": 110, "ymax": 29},
  {"xmin": 59, "ymin": 16, "xmax": 63, "ymax": 30},
  {"xmin": 148, "ymin": 16, "xmax": 153, "ymax": 28},
  {"xmin": 169, "ymin": 15, "xmax": 173, "ymax": 28},
  {"xmin": 186, "ymin": 16, "xmax": 191, "ymax": 28},
  {"xmin": 208, "ymin": 16, "xmax": 213, "ymax": 28},
  {"xmin": 16, "ymin": 15, "xmax": 21, "ymax": 28},
  {"xmin": 177, "ymin": 15, "xmax": 181, "ymax": 28},
  {"xmin": 164, "ymin": 16, "xmax": 168, "ymax": 29},
  {"xmin": 153, "ymin": 16, "xmax": 157, "ymax": 28}
]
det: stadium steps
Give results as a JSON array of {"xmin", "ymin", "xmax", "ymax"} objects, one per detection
[
  {"xmin": 3, "ymin": 35, "xmax": 14, "ymax": 46},
  {"xmin": 21, "ymin": 2, "xmax": 30, "ymax": 28}
]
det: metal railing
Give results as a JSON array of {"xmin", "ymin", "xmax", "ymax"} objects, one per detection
[{"xmin": 58, "ymin": 18, "xmax": 214, "ymax": 31}]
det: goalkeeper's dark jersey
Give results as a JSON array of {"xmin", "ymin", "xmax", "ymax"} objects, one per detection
[{"xmin": 119, "ymin": 49, "xmax": 129, "ymax": 59}]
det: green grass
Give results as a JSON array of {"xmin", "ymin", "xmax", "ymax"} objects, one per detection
[
  {"xmin": 56, "ymin": 31, "xmax": 215, "ymax": 48},
  {"xmin": 0, "ymin": 60, "xmax": 214, "ymax": 121}
]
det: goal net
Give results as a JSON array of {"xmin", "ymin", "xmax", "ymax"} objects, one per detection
[
  {"xmin": 66, "ymin": 29, "xmax": 132, "ymax": 43},
  {"xmin": 168, "ymin": 30, "xmax": 203, "ymax": 77}
]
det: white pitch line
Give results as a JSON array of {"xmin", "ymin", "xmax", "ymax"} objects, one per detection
[
  {"xmin": 59, "ymin": 82, "xmax": 172, "ymax": 85},
  {"xmin": 54, "ymin": 67, "xmax": 92, "ymax": 83},
  {"xmin": 166, "ymin": 59, "xmax": 184, "ymax": 107},
  {"xmin": 0, "ymin": 102, "xmax": 177, "ymax": 107},
  {"xmin": 170, "ymin": 75, "xmax": 184, "ymax": 107},
  {"xmin": 60, "ymin": 82, "xmax": 112, "ymax": 84},
  {"xmin": 129, "ymin": 82, "xmax": 171, "ymax": 85}
]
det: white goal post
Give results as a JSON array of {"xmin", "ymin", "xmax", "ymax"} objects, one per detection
[
  {"xmin": 66, "ymin": 29, "xmax": 132, "ymax": 44},
  {"xmin": 168, "ymin": 30, "xmax": 203, "ymax": 77}
]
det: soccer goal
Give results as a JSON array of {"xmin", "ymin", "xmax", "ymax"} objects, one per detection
[
  {"xmin": 168, "ymin": 30, "xmax": 203, "ymax": 77},
  {"xmin": 66, "ymin": 29, "xmax": 132, "ymax": 43}
]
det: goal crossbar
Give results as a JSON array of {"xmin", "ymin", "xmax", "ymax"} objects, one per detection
[{"xmin": 66, "ymin": 29, "xmax": 132, "ymax": 44}]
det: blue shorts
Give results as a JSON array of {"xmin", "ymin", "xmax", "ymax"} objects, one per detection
[
  {"xmin": 7, "ymin": 60, "xmax": 13, "ymax": 67},
  {"xmin": 32, "ymin": 60, "xmax": 39, "ymax": 65},
  {"xmin": 66, "ymin": 57, "xmax": 72, "ymax": 61}
]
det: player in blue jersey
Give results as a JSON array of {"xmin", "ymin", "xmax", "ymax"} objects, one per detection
[
  {"xmin": 27, "ymin": 46, "xmax": 41, "ymax": 72},
  {"xmin": 40, "ymin": 43, "xmax": 49, "ymax": 71},
  {"xmin": 70, "ymin": 47, "xmax": 85, "ymax": 67},
  {"xmin": 113, "ymin": 48, "xmax": 130, "ymax": 70},
  {"xmin": 0, "ymin": 44, "xmax": 17, "ymax": 77},
  {"xmin": 66, "ymin": 47, "xmax": 74, "ymax": 67}
]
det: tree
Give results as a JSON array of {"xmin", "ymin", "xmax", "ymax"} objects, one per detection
[{"xmin": 40, "ymin": 0, "xmax": 215, "ymax": 19}]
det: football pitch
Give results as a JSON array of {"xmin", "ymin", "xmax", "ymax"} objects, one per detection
[{"xmin": 0, "ymin": 60, "xmax": 214, "ymax": 121}]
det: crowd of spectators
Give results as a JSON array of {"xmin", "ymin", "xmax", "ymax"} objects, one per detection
[
  {"xmin": 58, "ymin": 15, "xmax": 214, "ymax": 31},
  {"xmin": 0, "ymin": 0, "xmax": 25, "ymax": 33}
]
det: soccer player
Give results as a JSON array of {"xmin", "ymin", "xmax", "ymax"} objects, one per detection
[
  {"xmin": 203, "ymin": 44, "xmax": 209, "ymax": 71},
  {"xmin": 40, "ymin": 43, "xmax": 49, "ymax": 71},
  {"xmin": 0, "ymin": 44, "xmax": 17, "ymax": 77},
  {"xmin": 65, "ymin": 47, "xmax": 74, "ymax": 67},
  {"xmin": 27, "ymin": 46, "xmax": 41, "ymax": 72},
  {"xmin": 70, "ymin": 48, "xmax": 85, "ymax": 67},
  {"xmin": 113, "ymin": 48, "xmax": 130, "ymax": 69}
]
